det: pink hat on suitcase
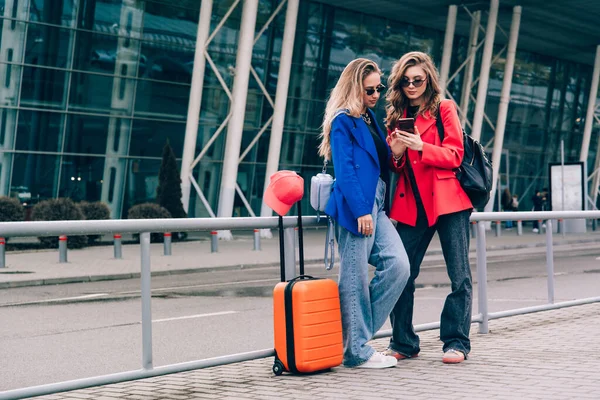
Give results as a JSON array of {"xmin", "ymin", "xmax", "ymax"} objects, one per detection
[{"xmin": 264, "ymin": 170, "xmax": 304, "ymax": 216}]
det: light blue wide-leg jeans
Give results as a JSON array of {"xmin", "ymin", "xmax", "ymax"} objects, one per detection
[{"xmin": 335, "ymin": 179, "xmax": 410, "ymax": 367}]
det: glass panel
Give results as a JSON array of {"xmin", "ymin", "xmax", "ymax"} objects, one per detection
[
  {"xmin": 23, "ymin": 22, "xmax": 76, "ymax": 69},
  {"xmin": 122, "ymin": 157, "xmax": 162, "ymax": 212},
  {"xmin": 15, "ymin": 109, "xmax": 64, "ymax": 152},
  {"xmin": 91, "ymin": 0, "xmax": 144, "ymax": 36},
  {"xmin": 64, "ymin": 114, "xmax": 115, "ymax": 154},
  {"xmin": 30, "ymin": 0, "xmax": 77, "ymax": 27},
  {"xmin": 139, "ymin": 43, "xmax": 193, "ymax": 84},
  {"xmin": 69, "ymin": 71, "xmax": 135, "ymax": 115},
  {"xmin": 134, "ymin": 78, "xmax": 189, "ymax": 120},
  {"xmin": 19, "ymin": 66, "xmax": 68, "ymax": 109},
  {"xmin": 58, "ymin": 155, "xmax": 105, "ymax": 202},
  {"xmin": 129, "ymin": 119, "xmax": 185, "ymax": 158},
  {"xmin": 11, "ymin": 153, "xmax": 59, "ymax": 202}
]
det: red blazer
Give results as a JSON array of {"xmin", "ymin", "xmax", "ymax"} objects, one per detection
[{"xmin": 389, "ymin": 99, "xmax": 472, "ymax": 227}]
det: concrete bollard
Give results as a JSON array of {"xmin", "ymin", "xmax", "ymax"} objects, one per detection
[
  {"xmin": 210, "ymin": 231, "xmax": 218, "ymax": 253},
  {"xmin": 59, "ymin": 235, "xmax": 68, "ymax": 263},
  {"xmin": 470, "ymin": 221, "xmax": 477, "ymax": 238},
  {"xmin": 538, "ymin": 220, "xmax": 543, "ymax": 234},
  {"xmin": 253, "ymin": 229, "xmax": 261, "ymax": 251},
  {"xmin": 517, "ymin": 220, "xmax": 523, "ymax": 236},
  {"xmin": 114, "ymin": 234, "xmax": 123, "ymax": 259},
  {"xmin": 0, "ymin": 237, "xmax": 5, "ymax": 268},
  {"xmin": 495, "ymin": 221, "xmax": 501, "ymax": 237},
  {"xmin": 163, "ymin": 232, "xmax": 172, "ymax": 256}
]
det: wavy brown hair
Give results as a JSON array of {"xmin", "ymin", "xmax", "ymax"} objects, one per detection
[
  {"xmin": 385, "ymin": 51, "xmax": 442, "ymax": 130},
  {"xmin": 318, "ymin": 58, "xmax": 382, "ymax": 160}
]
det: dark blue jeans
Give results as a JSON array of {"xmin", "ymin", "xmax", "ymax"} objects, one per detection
[{"xmin": 389, "ymin": 209, "xmax": 472, "ymax": 356}]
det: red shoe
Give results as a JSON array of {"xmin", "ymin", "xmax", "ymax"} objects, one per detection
[
  {"xmin": 442, "ymin": 349, "xmax": 465, "ymax": 364},
  {"xmin": 383, "ymin": 348, "xmax": 419, "ymax": 360}
]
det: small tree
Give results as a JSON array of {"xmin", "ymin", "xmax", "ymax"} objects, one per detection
[
  {"xmin": 78, "ymin": 201, "xmax": 111, "ymax": 244},
  {"xmin": 128, "ymin": 203, "xmax": 172, "ymax": 243},
  {"xmin": 156, "ymin": 141, "xmax": 187, "ymax": 219},
  {"xmin": 32, "ymin": 198, "xmax": 87, "ymax": 249},
  {"xmin": 0, "ymin": 197, "xmax": 25, "ymax": 223}
]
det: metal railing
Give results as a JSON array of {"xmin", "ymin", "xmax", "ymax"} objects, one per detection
[{"xmin": 1, "ymin": 211, "xmax": 599, "ymax": 400}]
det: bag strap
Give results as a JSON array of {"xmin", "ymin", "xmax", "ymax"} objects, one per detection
[
  {"xmin": 324, "ymin": 217, "xmax": 335, "ymax": 270},
  {"xmin": 436, "ymin": 102, "xmax": 445, "ymax": 143}
]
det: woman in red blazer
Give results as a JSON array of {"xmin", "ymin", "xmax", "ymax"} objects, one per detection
[{"xmin": 383, "ymin": 52, "xmax": 473, "ymax": 364}]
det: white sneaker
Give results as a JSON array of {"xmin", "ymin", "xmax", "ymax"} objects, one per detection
[
  {"xmin": 532, "ymin": 228, "xmax": 539, "ymax": 233},
  {"xmin": 356, "ymin": 352, "xmax": 398, "ymax": 369}
]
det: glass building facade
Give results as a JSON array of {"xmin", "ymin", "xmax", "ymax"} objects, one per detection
[{"xmin": 0, "ymin": 0, "xmax": 597, "ymax": 218}]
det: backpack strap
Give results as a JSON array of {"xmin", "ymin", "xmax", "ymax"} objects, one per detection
[{"xmin": 436, "ymin": 102, "xmax": 445, "ymax": 143}]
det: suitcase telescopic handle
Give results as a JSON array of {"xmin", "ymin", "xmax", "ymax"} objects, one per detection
[{"xmin": 277, "ymin": 202, "xmax": 305, "ymax": 282}]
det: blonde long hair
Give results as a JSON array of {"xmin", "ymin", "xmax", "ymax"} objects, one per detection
[
  {"xmin": 318, "ymin": 58, "xmax": 382, "ymax": 160},
  {"xmin": 385, "ymin": 51, "xmax": 442, "ymax": 130}
]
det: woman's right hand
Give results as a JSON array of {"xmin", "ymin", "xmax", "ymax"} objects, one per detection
[
  {"xmin": 387, "ymin": 129, "xmax": 408, "ymax": 159},
  {"xmin": 357, "ymin": 214, "xmax": 374, "ymax": 236}
]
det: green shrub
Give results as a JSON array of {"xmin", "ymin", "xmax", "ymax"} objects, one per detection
[
  {"xmin": 128, "ymin": 203, "xmax": 171, "ymax": 242},
  {"xmin": 0, "ymin": 197, "xmax": 25, "ymax": 222},
  {"xmin": 78, "ymin": 201, "xmax": 111, "ymax": 244},
  {"xmin": 32, "ymin": 198, "xmax": 88, "ymax": 249}
]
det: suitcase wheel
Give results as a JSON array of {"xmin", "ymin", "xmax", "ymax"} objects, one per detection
[{"xmin": 272, "ymin": 359, "xmax": 284, "ymax": 376}]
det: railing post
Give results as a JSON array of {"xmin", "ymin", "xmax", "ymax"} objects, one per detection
[
  {"xmin": 517, "ymin": 220, "xmax": 523, "ymax": 236},
  {"xmin": 114, "ymin": 234, "xmax": 123, "ymax": 259},
  {"xmin": 476, "ymin": 221, "xmax": 489, "ymax": 334},
  {"xmin": 253, "ymin": 229, "xmax": 261, "ymax": 251},
  {"xmin": 545, "ymin": 219, "xmax": 555, "ymax": 304},
  {"xmin": 163, "ymin": 232, "xmax": 172, "ymax": 256},
  {"xmin": 140, "ymin": 232, "xmax": 153, "ymax": 370},
  {"xmin": 59, "ymin": 235, "xmax": 68, "ymax": 263},
  {"xmin": 0, "ymin": 237, "xmax": 5, "ymax": 268},
  {"xmin": 210, "ymin": 231, "xmax": 218, "ymax": 253}
]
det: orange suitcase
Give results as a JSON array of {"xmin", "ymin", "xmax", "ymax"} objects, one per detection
[{"xmin": 272, "ymin": 207, "xmax": 343, "ymax": 375}]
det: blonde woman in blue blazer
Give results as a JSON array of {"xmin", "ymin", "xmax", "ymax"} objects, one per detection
[{"xmin": 319, "ymin": 58, "xmax": 410, "ymax": 369}]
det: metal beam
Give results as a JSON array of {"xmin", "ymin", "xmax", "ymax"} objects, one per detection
[
  {"xmin": 484, "ymin": 6, "xmax": 522, "ymax": 213},
  {"xmin": 580, "ymin": 45, "xmax": 600, "ymax": 163},
  {"xmin": 471, "ymin": 0, "xmax": 499, "ymax": 142},
  {"xmin": 180, "ymin": 0, "xmax": 214, "ymax": 214},
  {"xmin": 439, "ymin": 5, "xmax": 457, "ymax": 95},
  {"xmin": 460, "ymin": 11, "xmax": 481, "ymax": 127},
  {"xmin": 259, "ymin": 0, "xmax": 299, "ymax": 238},
  {"xmin": 216, "ymin": 0, "xmax": 259, "ymax": 240}
]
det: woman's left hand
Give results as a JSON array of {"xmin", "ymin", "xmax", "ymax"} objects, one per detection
[{"xmin": 398, "ymin": 126, "xmax": 423, "ymax": 151}]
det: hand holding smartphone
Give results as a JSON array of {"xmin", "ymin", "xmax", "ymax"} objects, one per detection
[{"xmin": 397, "ymin": 118, "xmax": 415, "ymax": 134}]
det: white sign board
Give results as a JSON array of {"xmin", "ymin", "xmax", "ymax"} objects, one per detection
[{"xmin": 549, "ymin": 163, "xmax": 584, "ymax": 211}]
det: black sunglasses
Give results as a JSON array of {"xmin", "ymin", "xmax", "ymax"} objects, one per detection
[
  {"xmin": 365, "ymin": 84, "xmax": 386, "ymax": 96},
  {"xmin": 400, "ymin": 78, "xmax": 426, "ymax": 88}
]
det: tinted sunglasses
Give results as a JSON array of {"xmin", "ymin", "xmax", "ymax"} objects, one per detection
[
  {"xmin": 400, "ymin": 78, "xmax": 426, "ymax": 88},
  {"xmin": 365, "ymin": 84, "xmax": 386, "ymax": 96}
]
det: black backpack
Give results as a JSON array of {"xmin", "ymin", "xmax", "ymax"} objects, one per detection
[{"xmin": 436, "ymin": 106, "xmax": 493, "ymax": 209}]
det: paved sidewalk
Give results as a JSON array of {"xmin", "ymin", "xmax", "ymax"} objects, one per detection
[
  {"xmin": 2, "ymin": 228, "xmax": 600, "ymax": 288},
  {"xmin": 33, "ymin": 302, "xmax": 600, "ymax": 400}
]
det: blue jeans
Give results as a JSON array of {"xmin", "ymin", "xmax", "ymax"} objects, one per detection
[
  {"xmin": 335, "ymin": 179, "xmax": 410, "ymax": 367},
  {"xmin": 389, "ymin": 209, "xmax": 473, "ymax": 356}
]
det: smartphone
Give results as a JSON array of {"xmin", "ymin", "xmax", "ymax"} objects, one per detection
[{"xmin": 397, "ymin": 118, "xmax": 415, "ymax": 134}]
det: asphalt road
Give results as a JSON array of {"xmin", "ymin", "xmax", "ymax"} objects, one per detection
[{"xmin": 1, "ymin": 251, "xmax": 599, "ymax": 391}]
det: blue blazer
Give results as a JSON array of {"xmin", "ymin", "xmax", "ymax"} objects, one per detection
[{"xmin": 325, "ymin": 109, "xmax": 391, "ymax": 236}]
